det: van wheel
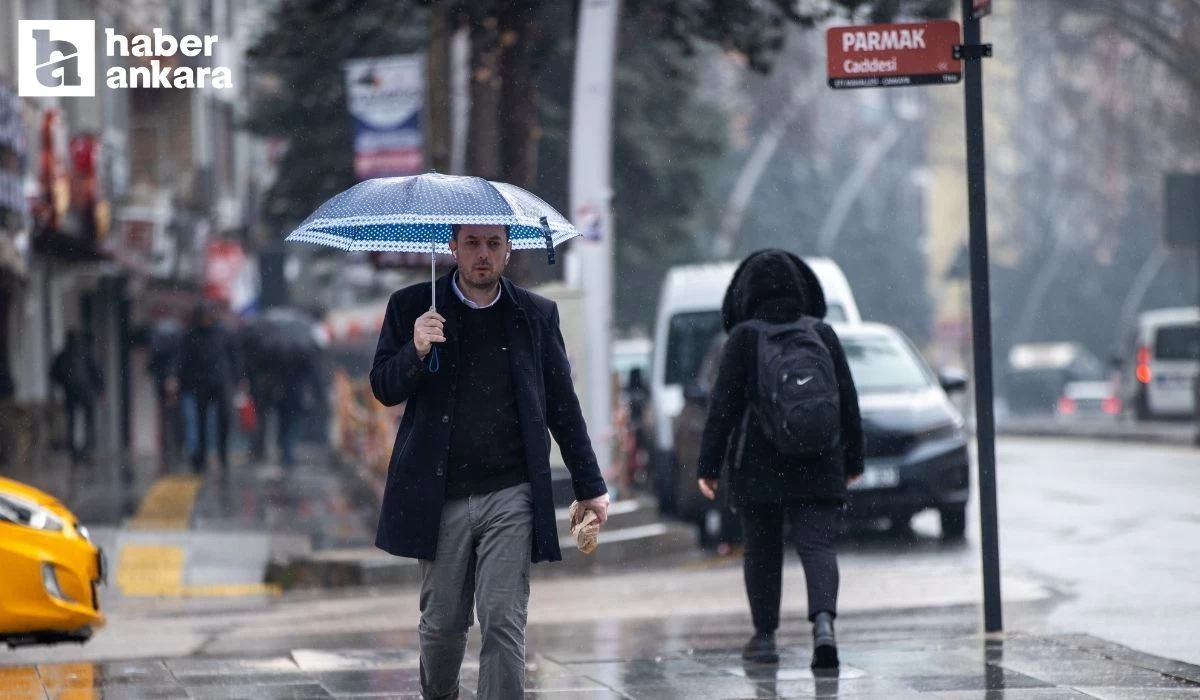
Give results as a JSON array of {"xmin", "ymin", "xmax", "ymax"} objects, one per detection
[{"xmin": 940, "ymin": 506, "xmax": 967, "ymax": 540}]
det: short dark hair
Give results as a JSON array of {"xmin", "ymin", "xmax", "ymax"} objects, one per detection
[{"xmin": 451, "ymin": 224, "xmax": 510, "ymax": 240}]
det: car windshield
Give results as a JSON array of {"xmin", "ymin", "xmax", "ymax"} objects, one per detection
[
  {"xmin": 1155, "ymin": 324, "xmax": 1200, "ymax": 361},
  {"xmin": 664, "ymin": 311, "xmax": 725, "ymax": 385},
  {"xmin": 842, "ymin": 333, "xmax": 935, "ymax": 394}
]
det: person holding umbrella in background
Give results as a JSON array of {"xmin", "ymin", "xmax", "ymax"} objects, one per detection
[{"xmin": 287, "ymin": 173, "xmax": 610, "ymax": 699}]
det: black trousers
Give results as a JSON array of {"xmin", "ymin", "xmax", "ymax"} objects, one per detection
[
  {"xmin": 741, "ymin": 501, "xmax": 842, "ymax": 633},
  {"xmin": 192, "ymin": 388, "xmax": 231, "ymax": 472}
]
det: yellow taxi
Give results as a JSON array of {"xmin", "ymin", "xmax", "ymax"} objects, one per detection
[{"xmin": 0, "ymin": 477, "xmax": 106, "ymax": 647}]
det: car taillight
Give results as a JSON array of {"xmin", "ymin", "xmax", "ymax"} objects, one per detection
[
  {"xmin": 1102, "ymin": 396, "xmax": 1121, "ymax": 415},
  {"xmin": 1057, "ymin": 397, "xmax": 1077, "ymax": 415},
  {"xmin": 1136, "ymin": 346, "xmax": 1152, "ymax": 384}
]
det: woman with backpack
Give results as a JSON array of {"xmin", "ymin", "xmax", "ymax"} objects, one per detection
[{"xmin": 696, "ymin": 249, "xmax": 864, "ymax": 669}]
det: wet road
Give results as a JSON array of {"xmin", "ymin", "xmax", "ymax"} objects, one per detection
[
  {"xmin": 2, "ymin": 437, "xmax": 1198, "ymax": 674},
  {"xmin": 986, "ymin": 437, "xmax": 1200, "ymax": 665}
]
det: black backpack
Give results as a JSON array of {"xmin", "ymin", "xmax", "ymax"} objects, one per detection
[{"xmin": 744, "ymin": 317, "xmax": 841, "ymax": 458}]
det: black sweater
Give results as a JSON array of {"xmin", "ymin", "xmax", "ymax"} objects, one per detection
[
  {"xmin": 697, "ymin": 315, "xmax": 864, "ymax": 504},
  {"xmin": 445, "ymin": 292, "xmax": 529, "ymax": 498}
]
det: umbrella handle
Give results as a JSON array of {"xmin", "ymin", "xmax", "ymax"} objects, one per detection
[
  {"xmin": 540, "ymin": 216, "xmax": 555, "ymax": 265},
  {"xmin": 426, "ymin": 239, "xmax": 441, "ymax": 372}
]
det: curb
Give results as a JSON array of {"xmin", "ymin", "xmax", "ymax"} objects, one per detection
[
  {"xmin": 996, "ymin": 422, "xmax": 1198, "ymax": 447},
  {"xmin": 264, "ymin": 501, "xmax": 698, "ymax": 591}
]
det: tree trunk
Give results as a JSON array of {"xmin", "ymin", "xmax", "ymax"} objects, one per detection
[
  {"xmin": 427, "ymin": 5, "xmax": 452, "ymax": 173},
  {"xmin": 463, "ymin": 0, "xmax": 553, "ymax": 286},
  {"xmin": 466, "ymin": 3, "xmax": 503, "ymax": 181}
]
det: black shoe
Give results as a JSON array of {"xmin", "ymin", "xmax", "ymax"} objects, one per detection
[
  {"xmin": 742, "ymin": 632, "xmax": 779, "ymax": 664},
  {"xmin": 811, "ymin": 612, "xmax": 839, "ymax": 669}
]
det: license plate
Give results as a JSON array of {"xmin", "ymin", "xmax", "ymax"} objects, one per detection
[
  {"xmin": 97, "ymin": 549, "xmax": 108, "ymax": 585},
  {"xmin": 850, "ymin": 465, "xmax": 900, "ymax": 491}
]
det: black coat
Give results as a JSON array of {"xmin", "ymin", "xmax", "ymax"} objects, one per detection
[
  {"xmin": 697, "ymin": 250, "xmax": 864, "ymax": 504},
  {"xmin": 174, "ymin": 324, "xmax": 244, "ymax": 395},
  {"xmin": 370, "ymin": 270, "xmax": 606, "ymax": 562},
  {"xmin": 51, "ymin": 341, "xmax": 104, "ymax": 401}
]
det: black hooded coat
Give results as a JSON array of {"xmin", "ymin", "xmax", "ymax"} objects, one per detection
[{"xmin": 697, "ymin": 250, "xmax": 864, "ymax": 504}]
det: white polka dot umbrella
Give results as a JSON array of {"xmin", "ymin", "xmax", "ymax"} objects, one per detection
[{"xmin": 286, "ymin": 172, "xmax": 579, "ymax": 310}]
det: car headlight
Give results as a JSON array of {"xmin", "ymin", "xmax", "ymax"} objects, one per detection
[
  {"xmin": 0, "ymin": 493, "xmax": 65, "ymax": 532},
  {"xmin": 918, "ymin": 421, "xmax": 965, "ymax": 444}
]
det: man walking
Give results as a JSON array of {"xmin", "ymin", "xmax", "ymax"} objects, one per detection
[
  {"xmin": 371, "ymin": 223, "xmax": 610, "ymax": 700},
  {"xmin": 168, "ymin": 301, "xmax": 245, "ymax": 474},
  {"xmin": 50, "ymin": 330, "xmax": 104, "ymax": 465}
]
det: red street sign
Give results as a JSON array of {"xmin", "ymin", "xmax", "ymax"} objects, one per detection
[
  {"xmin": 973, "ymin": 0, "xmax": 992, "ymax": 19},
  {"xmin": 827, "ymin": 20, "xmax": 962, "ymax": 90}
]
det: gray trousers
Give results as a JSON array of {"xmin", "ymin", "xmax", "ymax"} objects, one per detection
[{"xmin": 419, "ymin": 483, "xmax": 533, "ymax": 700}]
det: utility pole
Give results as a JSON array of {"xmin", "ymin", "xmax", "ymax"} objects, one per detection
[{"xmin": 567, "ymin": 0, "xmax": 621, "ymax": 487}]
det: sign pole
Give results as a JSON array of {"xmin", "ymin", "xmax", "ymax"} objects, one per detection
[{"xmin": 960, "ymin": 0, "xmax": 1003, "ymax": 633}]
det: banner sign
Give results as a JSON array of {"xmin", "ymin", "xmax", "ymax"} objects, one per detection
[{"xmin": 344, "ymin": 55, "xmax": 425, "ymax": 180}]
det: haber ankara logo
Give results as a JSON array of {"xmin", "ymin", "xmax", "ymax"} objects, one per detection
[
  {"xmin": 18, "ymin": 20, "xmax": 97, "ymax": 97},
  {"xmin": 827, "ymin": 20, "xmax": 962, "ymax": 90}
]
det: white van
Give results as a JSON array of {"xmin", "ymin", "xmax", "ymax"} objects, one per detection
[
  {"xmin": 1128, "ymin": 307, "xmax": 1199, "ymax": 420},
  {"xmin": 645, "ymin": 258, "xmax": 861, "ymax": 510}
]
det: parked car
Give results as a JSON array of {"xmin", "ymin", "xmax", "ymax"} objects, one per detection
[
  {"xmin": 673, "ymin": 322, "xmax": 971, "ymax": 540},
  {"xmin": 648, "ymin": 257, "xmax": 862, "ymax": 514},
  {"xmin": 1121, "ymin": 307, "xmax": 1200, "ymax": 421},
  {"xmin": 0, "ymin": 477, "xmax": 106, "ymax": 647}
]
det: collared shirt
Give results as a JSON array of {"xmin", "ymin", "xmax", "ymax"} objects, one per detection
[{"xmin": 451, "ymin": 272, "xmax": 502, "ymax": 309}]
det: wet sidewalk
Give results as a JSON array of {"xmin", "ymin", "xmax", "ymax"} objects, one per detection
[
  {"xmin": 5, "ymin": 608, "xmax": 1200, "ymax": 699},
  {"xmin": 0, "ymin": 448, "xmax": 161, "ymax": 527}
]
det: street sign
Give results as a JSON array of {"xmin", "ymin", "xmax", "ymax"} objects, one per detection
[
  {"xmin": 827, "ymin": 20, "xmax": 962, "ymax": 90},
  {"xmin": 973, "ymin": 0, "xmax": 992, "ymax": 19}
]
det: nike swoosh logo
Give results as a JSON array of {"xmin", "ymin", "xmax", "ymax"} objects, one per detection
[{"xmin": 796, "ymin": 376, "xmax": 813, "ymax": 386}]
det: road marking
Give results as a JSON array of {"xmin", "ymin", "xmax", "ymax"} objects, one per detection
[
  {"xmin": 114, "ymin": 544, "xmax": 281, "ymax": 598},
  {"xmin": 129, "ymin": 475, "xmax": 202, "ymax": 530},
  {"xmin": 115, "ymin": 544, "xmax": 185, "ymax": 597}
]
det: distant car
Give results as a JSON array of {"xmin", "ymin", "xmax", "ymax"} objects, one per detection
[
  {"xmin": 1005, "ymin": 342, "xmax": 1105, "ymax": 416},
  {"xmin": 0, "ymin": 477, "xmax": 106, "ymax": 647},
  {"xmin": 1122, "ymin": 307, "xmax": 1199, "ymax": 421},
  {"xmin": 1056, "ymin": 380, "xmax": 1121, "ymax": 420},
  {"xmin": 672, "ymin": 322, "xmax": 971, "ymax": 540},
  {"xmin": 612, "ymin": 336, "xmax": 653, "ymax": 389}
]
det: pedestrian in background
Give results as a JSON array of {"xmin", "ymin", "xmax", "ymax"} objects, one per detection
[
  {"xmin": 50, "ymin": 330, "xmax": 104, "ymax": 466},
  {"xmin": 371, "ymin": 223, "xmax": 610, "ymax": 700},
  {"xmin": 148, "ymin": 318, "xmax": 185, "ymax": 470},
  {"xmin": 168, "ymin": 301, "xmax": 245, "ymax": 475},
  {"xmin": 696, "ymin": 249, "xmax": 864, "ymax": 670}
]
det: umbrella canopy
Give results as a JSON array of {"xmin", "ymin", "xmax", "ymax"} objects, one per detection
[
  {"xmin": 285, "ymin": 173, "xmax": 578, "ymax": 254},
  {"xmin": 285, "ymin": 173, "xmax": 579, "ymax": 318},
  {"xmin": 242, "ymin": 308, "xmax": 322, "ymax": 362}
]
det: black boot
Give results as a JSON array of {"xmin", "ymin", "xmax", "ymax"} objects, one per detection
[
  {"xmin": 811, "ymin": 612, "xmax": 839, "ymax": 669},
  {"xmin": 742, "ymin": 631, "xmax": 779, "ymax": 664}
]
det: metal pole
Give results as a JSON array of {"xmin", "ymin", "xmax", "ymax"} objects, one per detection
[
  {"xmin": 961, "ymin": 0, "xmax": 1003, "ymax": 633},
  {"xmin": 568, "ymin": 0, "xmax": 621, "ymax": 485}
]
